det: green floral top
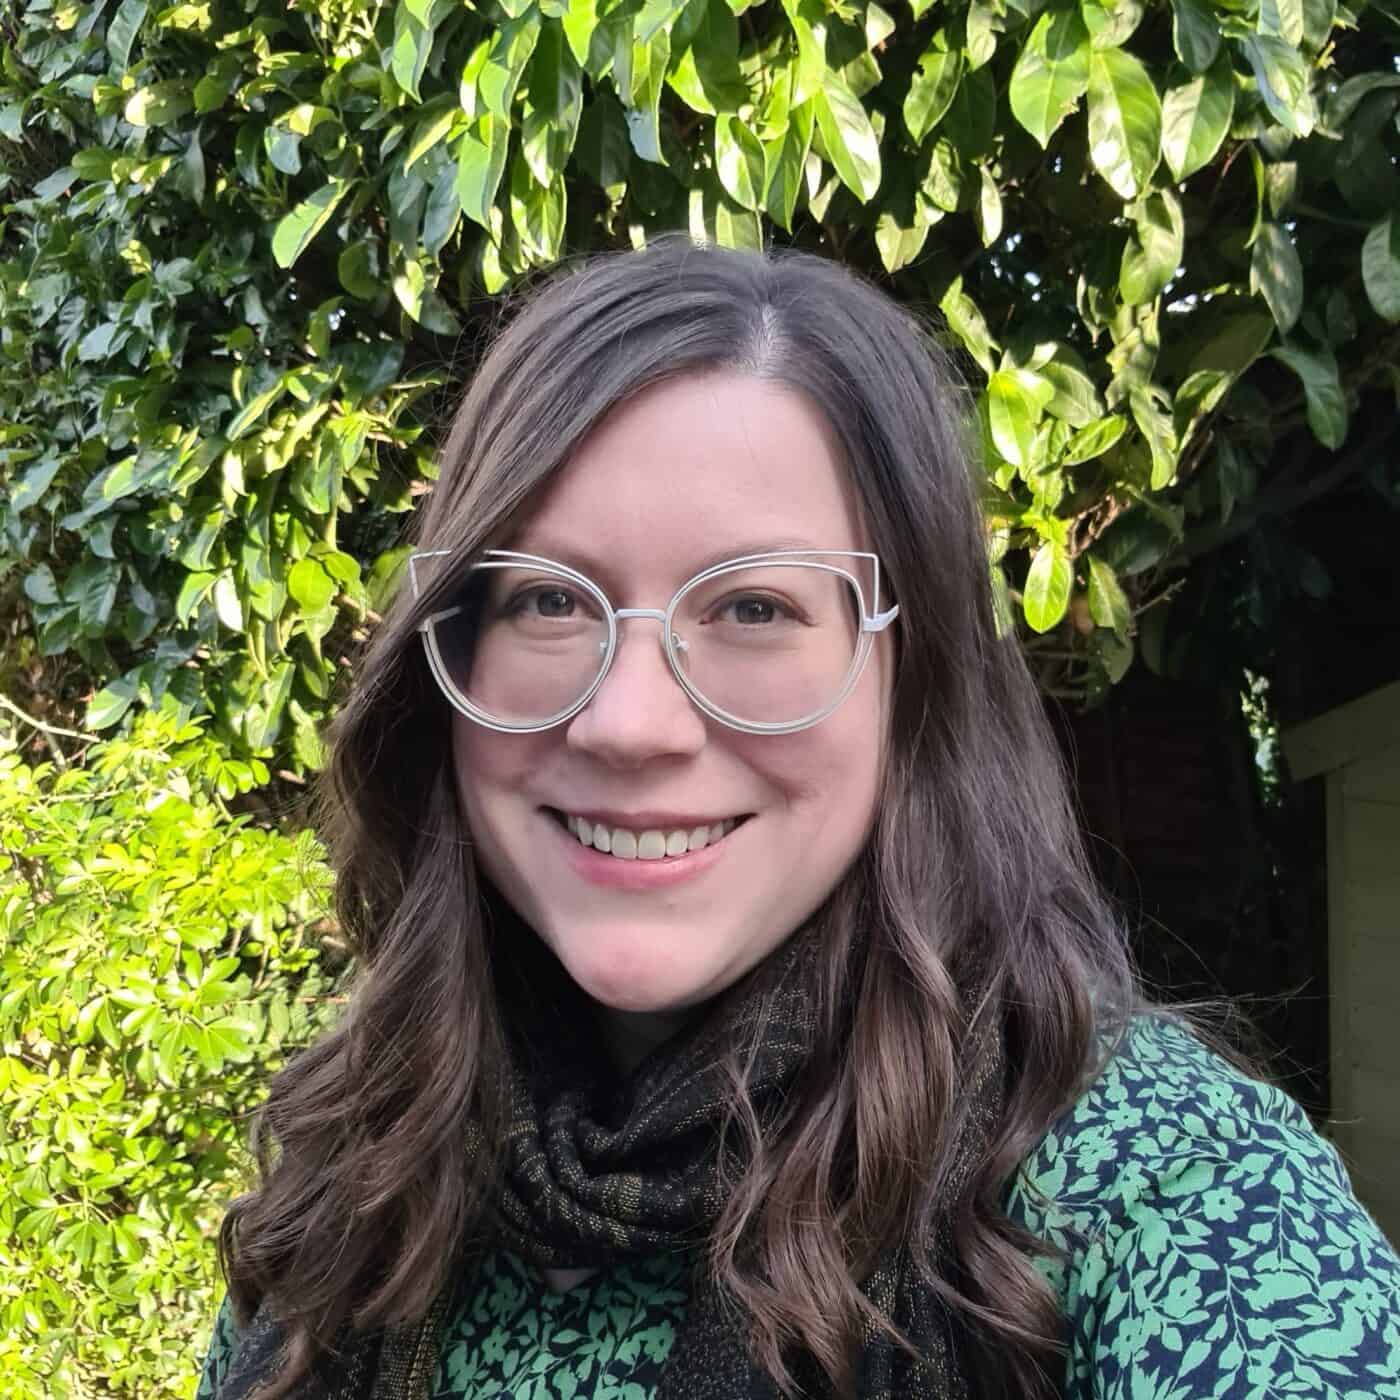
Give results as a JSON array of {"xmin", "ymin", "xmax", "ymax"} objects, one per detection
[{"xmin": 197, "ymin": 1017, "xmax": 1400, "ymax": 1398}]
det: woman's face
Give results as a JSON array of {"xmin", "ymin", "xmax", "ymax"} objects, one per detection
[{"xmin": 452, "ymin": 372, "xmax": 894, "ymax": 1044}]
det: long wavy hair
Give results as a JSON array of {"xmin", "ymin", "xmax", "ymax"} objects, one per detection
[{"xmin": 219, "ymin": 239, "xmax": 1137, "ymax": 1399}]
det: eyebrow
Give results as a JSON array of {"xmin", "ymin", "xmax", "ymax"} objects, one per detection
[{"xmin": 504, "ymin": 535, "xmax": 831, "ymax": 581}]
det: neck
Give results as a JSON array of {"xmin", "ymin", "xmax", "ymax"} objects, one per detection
[{"xmin": 597, "ymin": 1004, "xmax": 701, "ymax": 1075}]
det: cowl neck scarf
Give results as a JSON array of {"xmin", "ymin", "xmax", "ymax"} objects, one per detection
[{"xmin": 216, "ymin": 926, "xmax": 1006, "ymax": 1400}]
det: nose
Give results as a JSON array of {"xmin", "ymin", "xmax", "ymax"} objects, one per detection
[{"xmin": 564, "ymin": 617, "xmax": 708, "ymax": 766}]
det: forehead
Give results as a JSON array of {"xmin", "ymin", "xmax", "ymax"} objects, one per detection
[{"xmin": 506, "ymin": 372, "xmax": 868, "ymax": 586}]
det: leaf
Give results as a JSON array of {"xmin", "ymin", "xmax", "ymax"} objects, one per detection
[
  {"xmin": 338, "ymin": 240, "xmax": 382, "ymax": 299},
  {"xmin": 1023, "ymin": 541, "xmax": 1072, "ymax": 633},
  {"xmin": 562, "ymin": 0, "xmax": 599, "ymax": 66},
  {"xmin": 1271, "ymin": 344, "xmax": 1347, "ymax": 449},
  {"xmin": 763, "ymin": 101, "xmax": 813, "ymax": 229},
  {"xmin": 624, "ymin": 30, "xmax": 671, "ymax": 163},
  {"xmin": 940, "ymin": 276, "xmax": 999, "ymax": 377},
  {"xmin": 1361, "ymin": 214, "xmax": 1400, "ymax": 322},
  {"xmin": 391, "ymin": 7, "xmax": 433, "ymax": 100},
  {"xmin": 1259, "ymin": 0, "xmax": 1306, "ymax": 46},
  {"xmin": 988, "ymin": 369, "xmax": 1052, "ymax": 469},
  {"xmin": 875, "ymin": 207, "xmax": 932, "ymax": 272},
  {"xmin": 1087, "ymin": 49, "xmax": 1161, "ymax": 199},
  {"xmin": 1240, "ymin": 34, "xmax": 1315, "ymax": 138},
  {"xmin": 123, "ymin": 81, "xmax": 191, "ymax": 126},
  {"xmin": 904, "ymin": 29, "xmax": 963, "ymax": 143},
  {"xmin": 813, "ymin": 71, "xmax": 881, "ymax": 201},
  {"xmin": 1120, "ymin": 191, "xmax": 1184, "ymax": 304},
  {"xmin": 1170, "ymin": 0, "xmax": 1220, "ymax": 74},
  {"xmin": 107, "ymin": 0, "xmax": 149, "ymax": 70},
  {"xmin": 715, "ymin": 114, "xmax": 765, "ymax": 209},
  {"xmin": 479, "ymin": 13, "xmax": 542, "ymax": 119},
  {"xmin": 1250, "ymin": 222, "xmax": 1304, "ymax": 333},
  {"xmin": 1087, "ymin": 556, "xmax": 1131, "ymax": 633},
  {"xmin": 1063, "ymin": 414, "xmax": 1128, "ymax": 464},
  {"xmin": 976, "ymin": 166, "xmax": 1003, "ymax": 245},
  {"xmin": 456, "ymin": 114, "xmax": 510, "ymax": 227},
  {"xmin": 668, "ymin": 0, "xmax": 746, "ymax": 114},
  {"xmin": 288, "ymin": 559, "xmax": 337, "ymax": 611},
  {"xmin": 272, "ymin": 181, "xmax": 350, "ymax": 270},
  {"xmin": 575, "ymin": 94, "xmax": 631, "ymax": 192},
  {"xmin": 1161, "ymin": 53, "xmax": 1234, "ymax": 181},
  {"xmin": 213, "ymin": 573, "xmax": 244, "ymax": 632},
  {"xmin": 1130, "ymin": 386, "xmax": 1178, "ymax": 487},
  {"xmin": 1008, "ymin": 5, "xmax": 1090, "ymax": 148}
]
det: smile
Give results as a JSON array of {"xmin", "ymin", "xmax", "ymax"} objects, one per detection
[{"xmin": 545, "ymin": 809, "xmax": 751, "ymax": 861}]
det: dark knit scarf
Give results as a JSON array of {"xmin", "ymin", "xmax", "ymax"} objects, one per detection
[{"xmin": 217, "ymin": 928, "xmax": 1006, "ymax": 1400}]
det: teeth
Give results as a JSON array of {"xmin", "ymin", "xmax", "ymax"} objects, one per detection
[{"xmin": 560, "ymin": 812, "xmax": 743, "ymax": 860}]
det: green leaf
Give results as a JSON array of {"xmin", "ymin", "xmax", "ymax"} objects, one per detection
[
  {"xmin": 563, "ymin": 0, "xmax": 599, "ymax": 66},
  {"xmin": 875, "ymin": 208, "xmax": 932, "ymax": 272},
  {"xmin": 1062, "ymin": 414, "xmax": 1128, "ymax": 464},
  {"xmin": 1361, "ymin": 215, "xmax": 1400, "ymax": 322},
  {"xmin": 338, "ymin": 240, "xmax": 382, "ymax": 299},
  {"xmin": 575, "ymin": 95, "xmax": 631, "ymax": 192},
  {"xmin": 1023, "ymin": 541, "xmax": 1072, "ymax": 633},
  {"xmin": 668, "ymin": 0, "xmax": 746, "ymax": 114},
  {"xmin": 456, "ymin": 114, "xmax": 510, "ymax": 227},
  {"xmin": 763, "ymin": 101, "xmax": 814, "ymax": 229},
  {"xmin": 86, "ymin": 675, "xmax": 140, "ymax": 730},
  {"xmin": 123, "ymin": 81, "xmax": 191, "ymax": 126},
  {"xmin": 1271, "ymin": 344, "xmax": 1347, "ymax": 449},
  {"xmin": 213, "ymin": 573, "xmax": 243, "ymax": 632},
  {"xmin": 1082, "ymin": 0, "xmax": 1146, "ymax": 50},
  {"xmin": 107, "ymin": 0, "xmax": 149, "ymax": 70},
  {"xmin": 1087, "ymin": 49, "xmax": 1161, "ymax": 199},
  {"xmin": 1087, "ymin": 556, "xmax": 1131, "ymax": 633},
  {"xmin": 1259, "ymin": 0, "xmax": 1305, "ymax": 46},
  {"xmin": 813, "ymin": 71, "xmax": 881, "ymax": 201},
  {"xmin": 175, "ymin": 571, "xmax": 216, "ymax": 622},
  {"xmin": 904, "ymin": 29, "xmax": 962, "ymax": 143},
  {"xmin": 1161, "ymin": 53, "xmax": 1234, "ymax": 181},
  {"xmin": 509, "ymin": 159, "xmax": 567, "ymax": 263},
  {"xmin": 976, "ymin": 167, "xmax": 1003, "ymax": 246},
  {"xmin": 391, "ymin": 7, "xmax": 433, "ymax": 100},
  {"xmin": 1250, "ymin": 222, "xmax": 1304, "ymax": 333},
  {"xmin": 1240, "ymin": 34, "xmax": 1316, "ymax": 138},
  {"xmin": 1040, "ymin": 357, "xmax": 1105, "ymax": 427},
  {"xmin": 1130, "ymin": 385, "xmax": 1178, "ymax": 487},
  {"xmin": 272, "ymin": 180, "xmax": 350, "ymax": 270},
  {"xmin": 1170, "ymin": 0, "xmax": 1220, "ymax": 74},
  {"xmin": 624, "ymin": 30, "xmax": 671, "ymax": 163},
  {"xmin": 1008, "ymin": 5, "xmax": 1090, "ymax": 148},
  {"xmin": 479, "ymin": 13, "xmax": 543, "ymax": 119},
  {"xmin": 1120, "ymin": 190, "xmax": 1184, "ymax": 305},
  {"xmin": 988, "ymin": 369, "xmax": 1053, "ymax": 469},
  {"xmin": 940, "ymin": 277, "xmax": 999, "ymax": 377},
  {"xmin": 715, "ymin": 114, "xmax": 765, "ymax": 209},
  {"xmin": 288, "ymin": 559, "xmax": 337, "ymax": 611}
]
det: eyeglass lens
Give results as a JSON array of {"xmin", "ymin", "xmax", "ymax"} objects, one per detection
[{"xmin": 431, "ymin": 561, "xmax": 864, "ymax": 728}]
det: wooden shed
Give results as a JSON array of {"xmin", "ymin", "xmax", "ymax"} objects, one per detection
[{"xmin": 1284, "ymin": 679, "xmax": 1400, "ymax": 1245}]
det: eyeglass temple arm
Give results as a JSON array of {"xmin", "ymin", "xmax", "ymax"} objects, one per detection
[{"xmin": 408, "ymin": 549, "xmax": 453, "ymax": 599}]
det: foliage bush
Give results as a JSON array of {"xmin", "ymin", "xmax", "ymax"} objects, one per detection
[
  {"xmin": 1, "ymin": 0, "xmax": 1397, "ymax": 769},
  {"xmin": 0, "ymin": 710, "xmax": 342, "ymax": 1398}
]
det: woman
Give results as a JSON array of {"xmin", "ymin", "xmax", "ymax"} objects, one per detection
[{"xmin": 199, "ymin": 240, "xmax": 1400, "ymax": 1400}]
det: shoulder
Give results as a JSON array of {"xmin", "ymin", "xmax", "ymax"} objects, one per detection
[{"xmin": 1004, "ymin": 1014, "xmax": 1400, "ymax": 1398}]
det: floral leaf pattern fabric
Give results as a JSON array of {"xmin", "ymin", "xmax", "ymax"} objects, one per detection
[
  {"xmin": 197, "ymin": 1016, "xmax": 1400, "ymax": 1398},
  {"xmin": 1006, "ymin": 1015, "xmax": 1400, "ymax": 1398}
]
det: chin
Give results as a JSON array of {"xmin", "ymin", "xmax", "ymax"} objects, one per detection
[{"xmin": 549, "ymin": 926, "xmax": 721, "ymax": 1015}]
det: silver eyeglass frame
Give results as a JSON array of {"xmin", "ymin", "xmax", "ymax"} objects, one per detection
[{"xmin": 408, "ymin": 547, "xmax": 900, "ymax": 736}]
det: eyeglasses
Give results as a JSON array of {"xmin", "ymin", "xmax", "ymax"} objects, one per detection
[{"xmin": 408, "ymin": 548, "xmax": 899, "ymax": 736}]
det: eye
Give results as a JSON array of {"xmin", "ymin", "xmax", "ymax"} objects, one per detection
[
  {"xmin": 711, "ymin": 593, "xmax": 799, "ymax": 626},
  {"xmin": 508, "ymin": 585, "xmax": 579, "ymax": 619}
]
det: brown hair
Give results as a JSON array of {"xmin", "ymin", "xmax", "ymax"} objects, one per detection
[{"xmin": 219, "ymin": 239, "xmax": 1136, "ymax": 1398}]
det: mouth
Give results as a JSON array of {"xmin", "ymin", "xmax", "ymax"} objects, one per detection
[{"xmin": 543, "ymin": 807, "xmax": 754, "ymax": 861}]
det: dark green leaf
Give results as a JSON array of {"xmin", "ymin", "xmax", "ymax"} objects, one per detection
[
  {"xmin": 1120, "ymin": 191, "xmax": 1184, "ymax": 304},
  {"xmin": 107, "ymin": 0, "xmax": 149, "ymax": 70},
  {"xmin": 338, "ymin": 240, "xmax": 382, "ymax": 299},
  {"xmin": 624, "ymin": 30, "xmax": 671, "ymax": 163},
  {"xmin": 1250, "ymin": 221, "xmax": 1304, "ymax": 333},
  {"xmin": 87, "ymin": 674, "xmax": 139, "ymax": 730},
  {"xmin": 763, "ymin": 101, "xmax": 813, "ymax": 229},
  {"xmin": 1241, "ymin": 34, "xmax": 1316, "ymax": 138},
  {"xmin": 1271, "ymin": 344, "xmax": 1347, "ymax": 448},
  {"xmin": 904, "ymin": 29, "xmax": 962, "ymax": 144},
  {"xmin": 1062, "ymin": 414, "xmax": 1128, "ymax": 464},
  {"xmin": 1170, "ymin": 0, "xmax": 1220, "ymax": 74},
  {"xmin": 456, "ymin": 114, "xmax": 510, "ymax": 227},
  {"xmin": 1361, "ymin": 214, "xmax": 1400, "ymax": 322},
  {"xmin": 1087, "ymin": 556, "xmax": 1131, "ymax": 633}
]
